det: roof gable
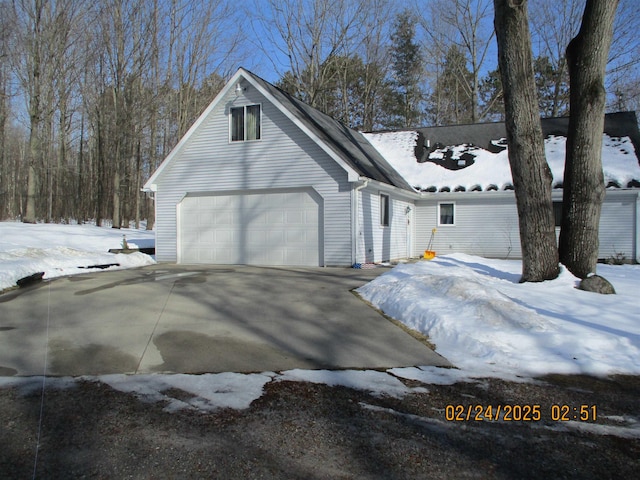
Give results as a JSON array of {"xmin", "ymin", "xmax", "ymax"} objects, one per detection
[{"xmin": 144, "ymin": 68, "xmax": 414, "ymax": 192}]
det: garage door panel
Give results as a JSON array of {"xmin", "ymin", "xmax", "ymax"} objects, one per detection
[
  {"xmin": 214, "ymin": 211, "xmax": 234, "ymax": 224},
  {"xmin": 180, "ymin": 191, "xmax": 320, "ymax": 266},
  {"xmin": 267, "ymin": 210, "xmax": 285, "ymax": 224},
  {"xmin": 286, "ymin": 228, "xmax": 314, "ymax": 244}
]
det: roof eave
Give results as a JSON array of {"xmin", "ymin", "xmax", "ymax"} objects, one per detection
[
  {"xmin": 240, "ymin": 69, "xmax": 361, "ymax": 182},
  {"xmin": 143, "ymin": 69, "xmax": 249, "ymax": 190}
]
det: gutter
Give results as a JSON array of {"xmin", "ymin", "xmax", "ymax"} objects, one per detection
[{"xmin": 362, "ymin": 177, "xmax": 420, "ymax": 201}]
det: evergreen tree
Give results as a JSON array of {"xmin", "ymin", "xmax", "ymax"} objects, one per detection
[
  {"xmin": 277, "ymin": 54, "xmax": 390, "ymax": 130},
  {"xmin": 428, "ymin": 45, "xmax": 474, "ymax": 125},
  {"xmin": 534, "ymin": 55, "xmax": 570, "ymax": 118},
  {"xmin": 384, "ymin": 10, "xmax": 424, "ymax": 129},
  {"xmin": 476, "ymin": 55, "xmax": 571, "ymax": 123},
  {"xmin": 478, "ymin": 67, "xmax": 504, "ymax": 121}
]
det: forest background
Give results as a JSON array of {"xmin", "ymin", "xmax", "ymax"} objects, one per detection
[{"xmin": 1, "ymin": 0, "xmax": 639, "ymax": 228}]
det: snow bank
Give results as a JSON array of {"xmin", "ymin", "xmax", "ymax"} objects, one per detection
[
  {"xmin": 357, "ymin": 254, "xmax": 640, "ymax": 379},
  {"xmin": 0, "ymin": 222, "xmax": 155, "ymax": 291}
]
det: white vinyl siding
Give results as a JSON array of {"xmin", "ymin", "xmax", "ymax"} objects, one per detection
[
  {"xmin": 152, "ymin": 85, "xmax": 351, "ymax": 265},
  {"xmin": 356, "ymin": 188, "xmax": 414, "ymax": 264},
  {"xmin": 415, "ymin": 190, "xmax": 638, "ymax": 261},
  {"xmin": 579, "ymin": 192, "xmax": 637, "ymax": 261},
  {"xmin": 415, "ymin": 193, "xmax": 521, "ymax": 259}
]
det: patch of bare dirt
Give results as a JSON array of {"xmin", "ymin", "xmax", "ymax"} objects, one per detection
[{"xmin": 1, "ymin": 374, "xmax": 639, "ymax": 479}]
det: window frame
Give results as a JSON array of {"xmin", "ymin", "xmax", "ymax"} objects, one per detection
[
  {"xmin": 230, "ymin": 103, "xmax": 262, "ymax": 142},
  {"xmin": 380, "ymin": 193, "xmax": 390, "ymax": 227},
  {"xmin": 437, "ymin": 201, "xmax": 455, "ymax": 226}
]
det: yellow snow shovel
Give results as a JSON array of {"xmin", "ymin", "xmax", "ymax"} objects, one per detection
[{"xmin": 424, "ymin": 228, "xmax": 437, "ymax": 260}]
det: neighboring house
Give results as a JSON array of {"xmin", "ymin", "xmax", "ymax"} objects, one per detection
[{"xmin": 144, "ymin": 68, "xmax": 640, "ymax": 266}]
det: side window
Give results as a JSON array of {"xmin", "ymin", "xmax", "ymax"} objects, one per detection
[
  {"xmin": 230, "ymin": 104, "xmax": 261, "ymax": 142},
  {"xmin": 553, "ymin": 201, "xmax": 563, "ymax": 227},
  {"xmin": 438, "ymin": 202, "xmax": 455, "ymax": 225},
  {"xmin": 380, "ymin": 194, "xmax": 390, "ymax": 226}
]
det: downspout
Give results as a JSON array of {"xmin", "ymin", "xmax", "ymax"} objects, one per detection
[
  {"xmin": 636, "ymin": 192, "xmax": 640, "ymax": 263},
  {"xmin": 352, "ymin": 178, "xmax": 369, "ymax": 265}
]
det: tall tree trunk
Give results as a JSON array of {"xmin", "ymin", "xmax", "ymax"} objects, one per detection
[
  {"xmin": 112, "ymin": 169, "xmax": 120, "ymax": 228},
  {"xmin": 24, "ymin": 161, "xmax": 37, "ymax": 223},
  {"xmin": 494, "ymin": 0, "xmax": 559, "ymax": 282},
  {"xmin": 559, "ymin": 0, "xmax": 618, "ymax": 279}
]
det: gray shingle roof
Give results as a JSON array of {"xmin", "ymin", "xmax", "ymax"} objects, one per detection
[
  {"xmin": 413, "ymin": 111, "xmax": 640, "ymax": 163},
  {"xmin": 244, "ymin": 69, "xmax": 415, "ymax": 192}
]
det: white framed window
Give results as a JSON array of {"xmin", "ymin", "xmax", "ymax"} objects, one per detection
[
  {"xmin": 380, "ymin": 194, "xmax": 390, "ymax": 226},
  {"xmin": 230, "ymin": 104, "xmax": 261, "ymax": 142},
  {"xmin": 438, "ymin": 202, "xmax": 455, "ymax": 225}
]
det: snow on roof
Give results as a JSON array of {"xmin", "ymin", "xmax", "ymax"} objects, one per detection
[{"xmin": 363, "ymin": 131, "xmax": 640, "ymax": 192}]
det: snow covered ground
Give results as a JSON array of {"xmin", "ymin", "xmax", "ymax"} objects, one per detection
[
  {"xmin": 0, "ymin": 222, "xmax": 156, "ymax": 292},
  {"xmin": 1, "ymin": 221, "xmax": 639, "ymax": 415},
  {"xmin": 357, "ymin": 254, "xmax": 640, "ymax": 380}
]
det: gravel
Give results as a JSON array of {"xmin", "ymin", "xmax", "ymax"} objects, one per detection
[{"xmin": 1, "ymin": 373, "xmax": 639, "ymax": 479}]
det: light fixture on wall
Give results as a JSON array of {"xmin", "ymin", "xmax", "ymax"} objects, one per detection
[{"xmin": 235, "ymin": 83, "xmax": 243, "ymax": 96}]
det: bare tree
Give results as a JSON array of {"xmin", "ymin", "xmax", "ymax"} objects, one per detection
[
  {"xmin": 11, "ymin": 0, "xmax": 50, "ymax": 223},
  {"xmin": 0, "ymin": 0, "xmax": 12, "ymax": 219},
  {"xmin": 494, "ymin": 0, "xmax": 560, "ymax": 282},
  {"xmin": 604, "ymin": 0, "xmax": 640, "ymax": 105},
  {"xmin": 253, "ymin": 0, "xmax": 367, "ymax": 109},
  {"xmin": 529, "ymin": 0, "xmax": 582, "ymax": 117},
  {"xmin": 559, "ymin": 0, "xmax": 618, "ymax": 279},
  {"xmin": 162, "ymin": 0, "xmax": 239, "ymax": 139},
  {"xmin": 530, "ymin": 0, "xmax": 640, "ymax": 114},
  {"xmin": 344, "ymin": 0, "xmax": 393, "ymax": 130},
  {"xmin": 421, "ymin": 0, "xmax": 496, "ymax": 123}
]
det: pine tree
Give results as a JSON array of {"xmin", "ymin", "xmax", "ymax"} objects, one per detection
[
  {"xmin": 428, "ymin": 45, "xmax": 474, "ymax": 125},
  {"xmin": 384, "ymin": 10, "xmax": 424, "ymax": 129}
]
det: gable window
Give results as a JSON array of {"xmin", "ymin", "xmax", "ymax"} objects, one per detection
[
  {"xmin": 380, "ymin": 194, "xmax": 390, "ymax": 226},
  {"xmin": 230, "ymin": 104, "xmax": 261, "ymax": 141},
  {"xmin": 438, "ymin": 202, "xmax": 455, "ymax": 225}
]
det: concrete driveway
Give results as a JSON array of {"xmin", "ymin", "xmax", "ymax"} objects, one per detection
[{"xmin": 0, "ymin": 265, "xmax": 450, "ymax": 376}]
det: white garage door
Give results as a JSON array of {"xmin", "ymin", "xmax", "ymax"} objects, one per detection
[{"xmin": 179, "ymin": 190, "xmax": 321, "ymax": 266}]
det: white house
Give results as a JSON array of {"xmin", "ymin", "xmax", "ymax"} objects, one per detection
[{"xmin": 144, "ymin": 68, "xmax": 640, "ymax": 266}]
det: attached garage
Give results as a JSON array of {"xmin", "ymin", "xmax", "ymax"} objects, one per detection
[
  {"xmin": 144, "ymin": 68, "xmax": 417, "ymax": 266},
  {"xmin": 178, "ymin": 189, "xmax": 322, "ymax": 266}
]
